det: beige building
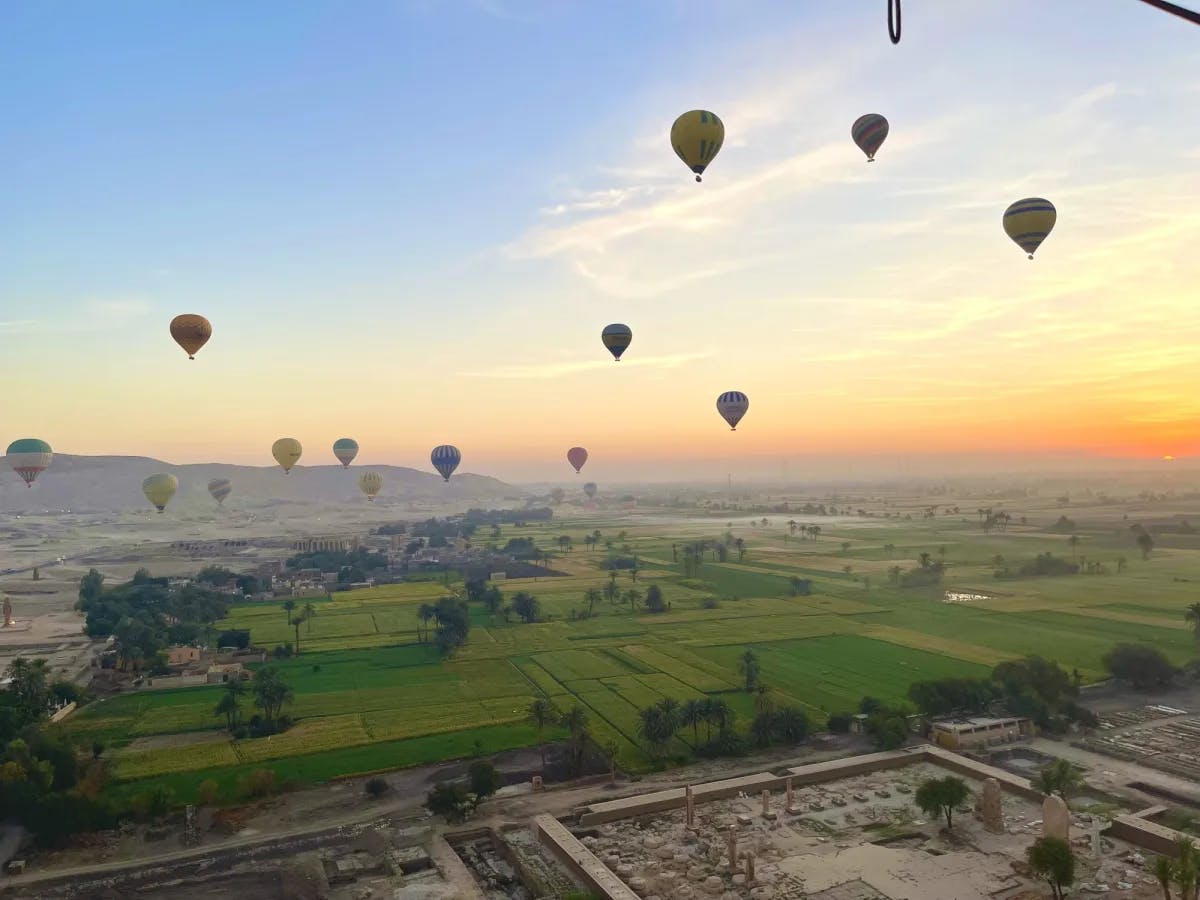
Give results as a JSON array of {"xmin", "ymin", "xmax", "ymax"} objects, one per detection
[
  {"xmin": 931, "ymin": 716, "xmax": 1034, "ymax": 750},
  {"xmin": 207, "ymin": 662, "xmax": 246, "ymax": 684},
  {"xmin": 165, "ymin": 645, "xmax": 201, "ymax": 667}
]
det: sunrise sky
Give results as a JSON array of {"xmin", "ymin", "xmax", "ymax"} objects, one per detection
[{"xmin": 3, "ymin": 1, "xmax": 1200, "ymax": 482}]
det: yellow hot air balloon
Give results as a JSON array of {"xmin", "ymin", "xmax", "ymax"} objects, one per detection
[
  {"xmin": 272, "ymin": 438, "xmax": 302, "ymax": 474},
  {"xmin": 142, "ymin": 473, "xmax": 178, "ymax": 513},
  {"xmin": 358, "ymin": 471, "xmax": 383, "ymax": 502},
  {"xmin": 671, "ymin": 110, "xmax": 724, "ymax": 182}
]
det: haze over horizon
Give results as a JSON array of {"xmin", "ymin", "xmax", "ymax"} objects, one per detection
[{"xmin": 5, "ymin": 1, "xmax": 1200, "ymax": 486}]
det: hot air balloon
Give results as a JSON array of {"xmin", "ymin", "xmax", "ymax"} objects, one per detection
[
  {"xmin": 272, "ymin": 438, "xmax": 302, "ymax": 474},
  {"xmin": 602, "ymin": 324, "xmax": 632, "ymax": 362},
  {"xmin": 358, "ymin": 471, "xmax": 383, "ymax": 502},
  {"xmin": 333, "ymin": 438, "xmax": 359, "ymax": 468},
  {"xmin": 851, "ymin": 114, "xmax": 889, "ymax": 162},
  {"xmin": 583, "ymin": 482, "xmax": 597, "ymax": 500},
  {"xmin": 717, "ymin": 391, "xmax": 750, "ymax": 431},
  {"xmin": 567, "ymin": 447, "xmax": 588, "ymax": 473},
  {"xmin": 208, "ymin": 478, "xmax": 232, "ymax": 506},
  {"xmin": 1003, "ymin": 198, "xmax": 1056, "ymax": 259},
  {"xmin": 169, "ymin": 314, "xmax": 212, "ymax": 360},
  {"xmin": 431, "ymin": 445, "xmax": 461, "ymax": 482},
  {"xmin": 671, "ymin": 110, "xmax": 724, "ymax": 182},
  {"xmin": 6, "ymin": 439, "xmax": 52, "ymax": 487},
  {"xmin": 142, "ymin": 473, "xmax": 178, "ymax": 513}
]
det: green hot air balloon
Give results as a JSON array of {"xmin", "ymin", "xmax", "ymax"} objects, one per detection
[{"xmin": 6, "ymin": 438, "xmax": 53, "ymax": 487}]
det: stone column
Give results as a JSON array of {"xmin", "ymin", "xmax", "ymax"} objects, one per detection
[
  {"xmin": 980, "ymin": 778, "xmax": 1003, "ymax": 833},
  {"xmin": 744, "ymin": 852, "xmax": 756, "ymax": 884},
  {"xmin": 786, "ymin": 776, "xmax": 794, "ymax": 808},
  {"xmin": 685, "ymin": 784, "xmax": 695, "ymax": 827},
  {"xmin": 726, "ymin": 827, "xmax": 738, "ymax": 872},
  {"xmin": 1042, "ymin": 794, "xmax": 1070, "ymax": 841},
  {"xmin": 761, "ymin": 789, "xmax": 770, "ymax": 816}
]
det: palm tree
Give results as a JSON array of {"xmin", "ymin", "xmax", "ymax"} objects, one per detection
[
  {"xmin": 1035, "ymin": 759, "xmax": 1082, "ymax": 800},
  {"xmin": 1117, "ymin": 555, "xmax": 1128, "ymax": 574},
  {"xmin": 560, "ymin": 705, "xmax": 590, "ymax": 776},
  {"xmin": 1174, "ymin": 835, "xmax": 1198, "ymax": 900},
  {"xmin": 623, "ymin": 589, "xmax": 642, "ymax": 614},
  {"xmin": 1186, "ymin": 602, "xmax": 1200, "ymax": 646},
  {"xmin": 738, "ymin": 649, "xmax": 761, "ymax": 692},
  {"xmin": 583, "ymin": 588, "xmax": 601, "ymax": 618},
  {"xmin": 213, "ymin": 679, "xmax": 244, "ymax": 732},
  {"xmin": 1154, "ymin": 855, "xmax": 1174, "ymax": 900},
  {"xmin": 681, "ymin": 699, "xmax": 704, "ymax": 744},
  {"xmin": 1068, "ymin": 535, "xmax": 1080, "ymax": 561},
  {"xmin": 528, "ymin": 698, "xmax": 554, "ymax": 773},
  {"xmin": 417, "ymin": 603, "xmax": 435, "ymax": 643},
  {"xmin": 302, "ymin": 601, "xmax": 317, "ymax": 633},
  {"xmin": 754, "ymin": 683, "xmax": 774, "ymax": 715},
  {"xmin": 282, "ymin": 598, "xmax": 295, "ymax": 623}
]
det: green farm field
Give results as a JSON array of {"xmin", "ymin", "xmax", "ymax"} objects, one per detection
[{"xmin": 58, "ymin": 494, "xmax": 1200, "ymax": 802}]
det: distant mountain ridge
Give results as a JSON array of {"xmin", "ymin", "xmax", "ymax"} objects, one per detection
[{"xmin": 0, "ymin": 453, "xmax": 518, "ymax": 513}]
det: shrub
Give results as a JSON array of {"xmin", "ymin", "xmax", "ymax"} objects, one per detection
[
  {"xmin": 468, "ymin": 760, "xmax": 501, "ymax": 799},
  {"xmin": 701, "ymin": 597, "xmax": 720, "ymax": 609},
  {"xmin": 365, "ymin": 777, "xmax": 389, "ymax": 799},
  {"xmin": 196, "ymin": 779, "xmax": 220, "ymax": 806},
  {"xmin": 827, "ymin": 713, "xmax": 852, "ymax": 733},
  {"xmin": 239, "ymin": 768, "xmax": 277, "ymax": 799}
]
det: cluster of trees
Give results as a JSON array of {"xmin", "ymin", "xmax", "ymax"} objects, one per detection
[
  {"xmin": 1104, "ymin": 643, "xmax": 1178, "ymax": 689},
  {"xmin": 463, "ymin": 507, "xmax": 553, "ymax": 525},
  {"xmin": 905, "ymin": 655, "xmax": 1094, "ymax": 730},
  {"xmin": 1152, "ymin": 835, "xmax": 1200, "ymax": 900},
  {"xmin": 636, "ymin": 696, "xmax": 738, "ymax": 760},
  {"xmin": 574, "ymin": 581, "xmax": 666, "ymax": 620},
  {"xmin": 994, "ymin": 552, "xmax": 1079, "ymax": 579},
  {"xmin": 0, "ymin": 658, "xmax": 115, "ymax": 845},
  {"xmin": 212, "ymin": 666, "xmax": 295, "ymax": 738},
  {"xmin": 285, "ymin": 545, "xmax": 389, "ymax": 574},
  {"xmin": 194, "ymin": 565, "xmax": 266, "ymax": 595},
  {"xmin": 414, "ymin": 596, "xmax": 471, "ymax": 653},
  {"xmin": 78, "ymin": 569, "xmax": 231, "ymax": 671},
  {"xmin": 411, "ymin": 517, "xmax": 478, "ymax": 546},
  {"xmin": 886, "ymin": 553, "xmax": 945, "ymax": 588},
  {"xmin": 424, "ymin": 759, "xmax": 502, "ymax": 823},
  {"xmin": 527, "ymin": 699, "xmax": 595, "ymax": 778},
  {"xmin": 1131, "ymin": 523, "xmax": 1156, "ymax": 559}
]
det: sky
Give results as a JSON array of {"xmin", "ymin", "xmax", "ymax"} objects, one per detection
[{"xmin": 3, "ymin": 0, "xmax": 1200, "ymax": 483}]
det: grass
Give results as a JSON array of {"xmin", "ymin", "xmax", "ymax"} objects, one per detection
[{"xmin": 60, "ymin": 503, "xmax": 1200, "ymax": 794}]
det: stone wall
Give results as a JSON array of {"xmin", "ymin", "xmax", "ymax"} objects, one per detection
[{"xmin": 533, "ymin": 813, "xmax": 641, "ymax": 900}]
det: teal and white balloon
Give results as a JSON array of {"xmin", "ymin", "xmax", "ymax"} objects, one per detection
[{"xmin": 6, "ymin": 438, "xmax": 53, "ymax": 487}]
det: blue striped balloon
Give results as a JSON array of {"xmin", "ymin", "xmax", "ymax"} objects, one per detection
[
  {"xmin": 431, "ymin": 445, "xmax": 462, "ymax": 482},
  {"xmin": 1002, "ymin": 198, "xmax": 1056, "ymax": 259},
  {"xmin": 716, "ymin": 391, "xmax": 750, "ymax": 431}
]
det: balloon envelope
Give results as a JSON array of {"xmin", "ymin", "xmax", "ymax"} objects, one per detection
[
  {"xmin": 671, "ymin": 110, "xmax": 724, "ymax": 182},
  {"xmin": 601, "ymin": 324, "xmax": 633, "ymax": 361},
  {"xmin": 1003, "ymin": 198, "xmax": 1056, "ymax": 259},
  {"xmin": 207, "ymin": 478, "xmax": 232, "ymax": 506},
  {"xmin": 567, "ymin": 447, "xmax": 588, "ymax": 473},
  {"xmin": 169, "ymin": 314, "xmax": 212, "ymax": 359},
  {"xmin": 583, "ymin": 482, "xmax": 597, "ymax": 499},
  {"xmin": 431, "ymin": 445, "xmax": 462, "ymax": 482},
  {"xmin": 6, "ymin": 438, "xmax": 53, "ymax": 487},
  {"xmin": 358, "ymin": 471, "xmax": 383, "ymax": 501},
  {"xmin": 851, "ymin": 114, "xmax": 889, "ymax": 161},
  {"xmin": 272, "ymin": 438, "xmax": 303, "ymax": 474},
  {"xmin": 717, "ymin": 391, "xmax": 750, "ymax": 431},
  {"xmin": 333, "ymin": 438, "xmax": 359, "ymax": 468},
  {"xmin": 142, "ymin": 473, "xmax": 178, "ymax": 513}
]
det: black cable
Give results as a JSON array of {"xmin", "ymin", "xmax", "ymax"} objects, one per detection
[
  {"xmin": 888, "ymin": 0, "xmax": 901, "ymax": 44},
  {"xmin": 1135, "ymin": 0, "xmax": 1200, "ymax": 26}
]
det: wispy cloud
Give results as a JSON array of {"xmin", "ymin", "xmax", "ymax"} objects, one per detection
[
  {"xmin": 0, "ymin": 320, "xmax": 41, "ymax": 334},
  {"xmin": 459, "ymin": 351, "xmax": 713, "ymax": 380}
]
